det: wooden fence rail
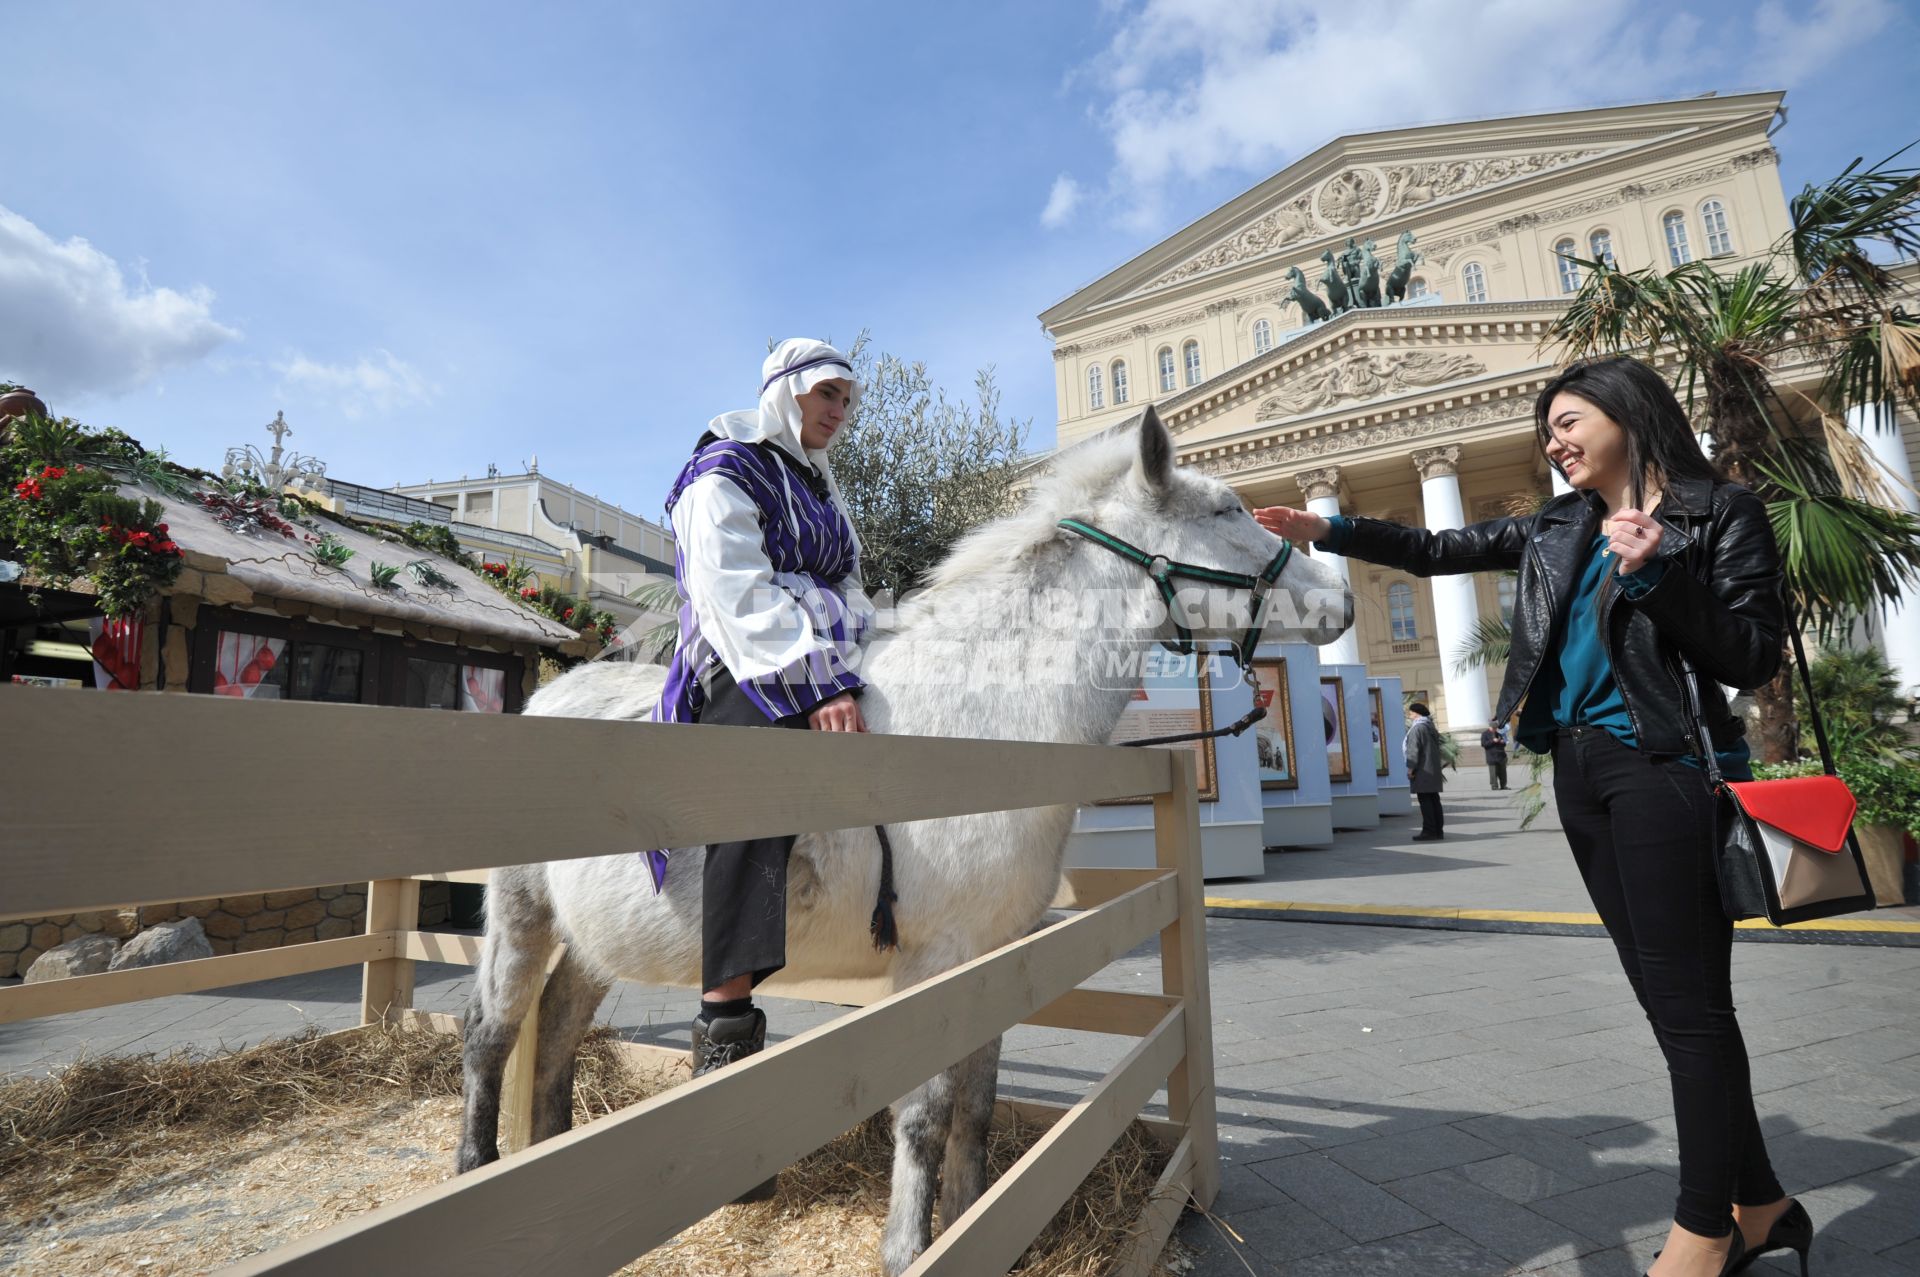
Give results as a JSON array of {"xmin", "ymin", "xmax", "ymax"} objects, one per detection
[{"xmin": 0, "ymin": 687, "xmax": 1218, "ymax": 1276}]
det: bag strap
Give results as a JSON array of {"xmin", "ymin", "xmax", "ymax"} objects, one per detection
[
  {"xmin": 1677, "ymin": 602, "xmax": 1839, "ymax": 783},
  {"xmin": 1787, "ymin": 619, "xmax": 1841, "ymax": 777}
]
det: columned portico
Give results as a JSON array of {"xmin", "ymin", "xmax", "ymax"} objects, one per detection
[
  {"xmin": 1413, "ymin": 445, "xmax": 1492, "ymax": 736},
  {"xmin": 1296, "ymin": 465, "xmax": 1361, "ymax": 665},
  {"xmin": 1851, "ymin": 404, "xmax": 1920, "ymax": 695}
]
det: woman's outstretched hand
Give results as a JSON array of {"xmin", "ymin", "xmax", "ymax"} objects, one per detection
[
  {"xmin": 809, "ymin": 691, "xmax": 867, "ymax": 733},
  {"xmin": 1253, "ymin": 506, "xmax": 1331, "ymax": 543}
]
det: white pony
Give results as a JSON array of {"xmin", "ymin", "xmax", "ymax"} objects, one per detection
[{"xmin": 456, "ymin": 410, "xmax": 1351, "ymax": 1274}]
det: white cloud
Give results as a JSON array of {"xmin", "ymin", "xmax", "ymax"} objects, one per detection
[
  {"xmin": 1041, "ymin": 175, "xmax": 1086, "ymax": 229},
  {"xmin": 1749, "ymin": 0, "xmax": 1896, "ymax": 86},
  {"xmin": 0, "ymin": 204, "xmax": 240, "ymax": 399},
  {"xmin": 1076, "ymin": 0, "xmax": 1890, "ymax": 227},
  {"xmin": 275, "ymin": 349, "xmax": 438, "ymax": 418}
]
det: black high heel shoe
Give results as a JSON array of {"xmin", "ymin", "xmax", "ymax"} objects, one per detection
[
  {"xmin": 1646, "ymin": 1228, "xmax": 1747, "ymax": 1277},
  {"xmin": 1730, "ymin": 1199, "xmax": 1814, "ymax": 1276}
]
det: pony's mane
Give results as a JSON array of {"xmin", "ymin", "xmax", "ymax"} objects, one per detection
[{"xmin": 921, "ymin": 427, "xmax": 1143, "ymax": 591}]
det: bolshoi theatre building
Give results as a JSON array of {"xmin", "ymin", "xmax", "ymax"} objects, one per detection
[{"xmin": 1039, "ymin": 90, "xmax": 1920, "ymax": 741}]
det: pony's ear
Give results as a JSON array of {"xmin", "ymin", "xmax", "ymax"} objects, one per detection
[{"xmin": 1134, "ymin": 405, "xmax": 1174, "ymax": 493}]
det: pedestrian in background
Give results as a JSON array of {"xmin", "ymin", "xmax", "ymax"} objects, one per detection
[
  {"xmin": 1481, "ymin": 720, "xmax": 1510, "ymax": 789},
  {"xmin": 1404, "ymin": 701, "xmax": 1445, "ymax": 840}
]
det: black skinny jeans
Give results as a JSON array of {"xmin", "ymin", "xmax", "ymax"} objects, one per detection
[{"xmin": 1552, "ymin": 726, "xmax": 1783, "ymax": 1237}]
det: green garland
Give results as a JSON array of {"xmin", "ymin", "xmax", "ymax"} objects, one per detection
[{"xmin": 1, "ymin": 417, "xmax": 184, "ymax": 617}]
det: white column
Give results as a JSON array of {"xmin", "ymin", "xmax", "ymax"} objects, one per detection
[
  {"xmin": 1413, "ymin": 446, "xmax": 1492, "ymax": 736},
  {"xmin": 1298, "ymin": 465, "xmax": 1361, "ymax": 665},
  {"xmin": 1851, "ymin": 404, "xmax": 1920, "ymax": 695},
  {"xmin": 1550, "ymin": 466, "xmax": 1574, "ymax": 497}
]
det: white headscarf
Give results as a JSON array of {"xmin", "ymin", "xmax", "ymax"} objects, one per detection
[{"xmin": 707, "ymin": 337, "xmax": 863, "ymax": 555}]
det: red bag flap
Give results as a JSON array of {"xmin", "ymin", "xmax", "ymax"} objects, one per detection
[{"xmin": 1724, "ymin": 775, "xmax": 1856, "ymax": 853}]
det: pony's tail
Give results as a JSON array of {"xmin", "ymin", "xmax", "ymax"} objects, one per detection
[{"xmin": 869, "ymin": 824, "xmax": 900, "ymax": 951}]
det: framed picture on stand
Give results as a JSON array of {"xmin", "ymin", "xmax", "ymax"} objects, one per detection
[
  {"xmin": 1101, "ymin": 649, "xmax": 1220, "ymax": 804},
  {"xmin": 1320, "ymin": 675, "xmax": 1351, "ymax": 782},
  {"xmin": 1249, "ymin": 658, "xmax": 1298, "ymax": 791}
]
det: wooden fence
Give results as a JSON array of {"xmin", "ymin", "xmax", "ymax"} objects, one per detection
[{"xmin": 0, "ymin": 688, "xmax": 1219, "ymax": 1275}]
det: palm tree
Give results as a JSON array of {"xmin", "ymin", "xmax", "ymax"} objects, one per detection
[{"xmin": 1543, "ymin": 142, "xmax": 1920, "ymax": 760}]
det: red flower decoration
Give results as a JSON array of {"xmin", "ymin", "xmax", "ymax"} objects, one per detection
[
  {"xmin": 14, "ymin": 479, "xmax": 44, "ymax": 500},
  {"xmin": 563, "ymin": 607, "xmax": 574, "ymax": 620},
  {"xmin": 520, "ymin": 586, "xmax": 538, "ymax": 599},
  {"xmin": 41, "ymin": 466, "xmax": 67, "ymax": 480}
]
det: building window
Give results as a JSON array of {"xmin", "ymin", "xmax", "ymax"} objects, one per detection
[
  {"xmin": 1252, "ymin": 318, "xmax": 1273, "ymax": 355},
  {"xmin": 1461, "ymin": 262, "xmax": 1487, "ymax": 304},
  {"xmin": 1589, "ymin": 229, "xmax": 1615, "ymax": 268},
  {"xmin": 431, "ymin": 493, "xmax": 457, "ymax": 509},
  {"xmin": 1701, "ymin": 199, "xmax": 1733, "ymax": 256},
  {"xmin": 1407, "ymin": 277, "xmax": 1428, "ymax": 299},
  {"xmin": 1157, "ymin": 346, "xmax": 1177, "ymax": 392},
  {"xmin": 1388, "ymin": 583, "xmax": 1418, "ymax": 642},
  {"xmin": 1554, "ymin": 239, "xmax": 1581, "ymax": 294},
  {"xmin": 1111, "ymin": 359, "xmax": 1129, "ymax": 405},
  {"xmin": 1183, "ymin": 340, "xmax": 1202, "ymax": 386},
  {"xmin": 1087, "ymin": 364, "xmax": 1104, "ymax": 410},
  {"xmin": 1664, "ymin": 211, "xmax": 1692, "ymax": 266},
  {"xmin": 1496, "ymin": 575, "xmax": 1517, "ymax": 626},
  {"xmin": 466, "ymin": 490, "xmax": 493, "ymax": 517}
]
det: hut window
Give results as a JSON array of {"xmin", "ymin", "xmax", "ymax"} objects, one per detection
[
  {"xmin": 211, "ymin": 631, "xmax": 287, "ymax": 699},
  {"xmin": 407, "ymin": 657, "xmax": 462, "ymax": 710}
]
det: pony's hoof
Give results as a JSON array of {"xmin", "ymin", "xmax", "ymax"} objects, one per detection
[{"xmin": 454, "ymin": 1143, "xmax": 498, "ymax": 1174}]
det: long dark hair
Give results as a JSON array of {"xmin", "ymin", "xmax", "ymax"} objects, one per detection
[{"xmin": 1533, "ymin": 355, "xmax": 1720, "ymax": 510}]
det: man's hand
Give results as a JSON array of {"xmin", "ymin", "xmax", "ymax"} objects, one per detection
[
  {"xmin": 808, "ymin": 691, "xmax": 867, "ymax": 733},
  {"xmin": 1253, "ymin": 506, "xmax": 1332, "ymax": 542}
]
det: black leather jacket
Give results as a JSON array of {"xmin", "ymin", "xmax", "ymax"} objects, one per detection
[{"xmin": 1329, "ymin": 477, "xmax": 1785, "ymax": 756}]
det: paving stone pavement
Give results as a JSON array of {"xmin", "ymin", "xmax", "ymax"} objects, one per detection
[{"xmin": 4, "ymin": 771, "xmax": 1916, "ymax": 1274}]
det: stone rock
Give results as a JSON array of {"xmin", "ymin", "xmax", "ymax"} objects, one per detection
[
  {"xmin": 284, "ymin": 900, "xmax": 327, "ymax": 929},
  {"xmin": 179, "ymin": 899, "xmax": 220, "ymax": 920},
  {"xmin": 327, "ymin": 895, "xmax": 365, "ymax": 918},
  {"xmin": 30, "ymin": 923, "xmax": 62, "ymax": 951},
  {"xmin": 245, "ymin": 909, "xmax": 287, "ymax": 932},
  {"xmin": 202, "ymin": 912, "xmax": 246, "ymax": 940},
  {"xmin": 109, "ymin": 917, "xmax": 215, "ymax": 971},
  {"xmin": 264, "ymin": 890, "xmax": 313, "ymax": 910},
  {"xmin": 24, "ymin": 934, "xmax": 121, "ymax": 983},
  {"xmin": 236, "ymin": 931, "xmax": 281, "ymax": 953},
  {"xmin": 15, "ymin": 946, "xmax": 43, "ymax": 972},
  {"xmin": 283, "ymin": 926, "xmax": 317, "ymax": 945},
  {"xmin": 316, "ymin": 885, "xmax": 344, "ymax": 900},
  {"xmin": 219, "ymin": 894, "xmax": 265, "ymax": 916},
  {"xmin": 315, "ymin": 918, "xmax": 356, "ymax": 941},
  {"xmin": 0, "ymin": 922, "xmax": 30, "ymax": 952},
  {"xmin": 0, "ymin": 952, "xmax": 17, "ymax": 980},
  {"xmin": 138, "ymin": 904, "xmax": 180, "ymax": 927}
]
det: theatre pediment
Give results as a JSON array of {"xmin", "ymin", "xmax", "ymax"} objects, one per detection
[
  {"xmin": 1252, "ymin": 349, "xmax": 1491, "ymax": 420},
  {"xmin": 1141, "ymin": 148, "xmax": 1606, "ymax": 297}
]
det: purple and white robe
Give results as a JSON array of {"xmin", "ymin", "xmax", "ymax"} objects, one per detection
[{"xmin": 642, "ymin": 436, "xmax": 873, "ymax": 888}]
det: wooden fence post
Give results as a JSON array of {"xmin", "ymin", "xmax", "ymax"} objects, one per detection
[
  {"xmin": 360, "ymin": 877, "xmax": 420, "ymax": 1027},
  {"xmin": 1152, "ymin": 759, "xmax": 1219, "ymax": 1207}
]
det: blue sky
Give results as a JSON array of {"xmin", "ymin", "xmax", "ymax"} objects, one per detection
[{"xmin": 3, "ymin": 0, "xmax": 1914, "ymax": 527}]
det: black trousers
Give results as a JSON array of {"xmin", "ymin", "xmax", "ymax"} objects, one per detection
[
  {"xmin": 1553, "ymin": 726, "xmax": 1783, "ymax": 1236},
  {"xmin": 1415, "ymin": 790, "xmax": 1444, "ymax": 837},
  {"xmin": 694, "ymin": 665, "xmax": 809, "ymax": 992}
]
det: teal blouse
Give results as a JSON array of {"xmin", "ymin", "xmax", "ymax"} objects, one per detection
[{"xmin": 1319, "ymin": 517, "xmax": 1752, "ymax": 779}]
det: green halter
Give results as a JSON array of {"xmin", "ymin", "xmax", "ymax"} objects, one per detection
[{"xmin": 1056, "ymin": 517, "xmax": 1294, "ymax": 668}]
